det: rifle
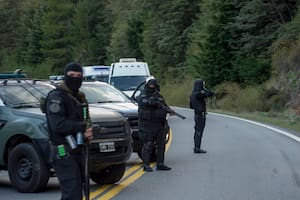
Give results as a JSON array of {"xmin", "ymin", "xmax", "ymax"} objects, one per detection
[
  {"xmin": 84, "ymin": 139, "xmax": 90, "ymax": 200},
  {"xmin": 82, "ymin": 105, "xmax": 90, "ymax": 200},
  {"xmin": 163, "ymin": 106, "xmax": 186, "ymax": 120},
  {"xmin": 84, "ymin": 124, "xmax": 100, "ymax": 200},
  {"xmin": 171, "ymin": 111, "xmax": 186, "ymax": 120}
]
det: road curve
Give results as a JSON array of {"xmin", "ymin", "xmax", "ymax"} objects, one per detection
[
  {"xmin": 111, "ymin": 107, "xmax": 300, "ymax": 200},
  {"xmin": 1, "ymin": 107, "xmax": 300, "ymax": 200}
]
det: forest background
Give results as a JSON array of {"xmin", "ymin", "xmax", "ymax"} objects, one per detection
[{"xmin": 0, "ymin": 0, "xmax": 299, "ymax": 132}]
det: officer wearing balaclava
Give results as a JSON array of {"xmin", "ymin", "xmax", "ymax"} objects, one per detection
[
  {"xmin": 137, "ymin": 77, "xmax": 172, "ymax": 172},
  {"xmin": 45, "ymin": 62, "xmax": 93, "ymax": 200},
  {"xmin": 189, "ymin": 79, "xmax": 214, "ymax": 153}
]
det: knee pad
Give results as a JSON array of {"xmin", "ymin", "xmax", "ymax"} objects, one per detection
[{"xmin": 144, "ymin": 141, "xmax": 154, "ymax": 150}]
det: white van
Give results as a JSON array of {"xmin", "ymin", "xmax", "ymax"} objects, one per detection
[
  {"xmin": 108, "ymin": 58, "xmax": 151, "ymax": 96},
  {"xmin": 83, "ymin": 65, "xmax": 110, "ymax": 82}
]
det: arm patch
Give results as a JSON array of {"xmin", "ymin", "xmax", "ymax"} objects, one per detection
[{"xmin": 49, "ymin": 102, "xmax": 61, "ymax": 113}]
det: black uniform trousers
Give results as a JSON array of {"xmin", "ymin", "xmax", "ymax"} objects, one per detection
[
  {"xmin": 141, "ymin": 127, "xmax": 166, "ymax": 165},
  {"xmin": 52, "ymin": 150, "xmax": 84, "ymax": 200},
  {"xmin": 194, "ymin": 113, "xmax": 206, "ymax": 149}
]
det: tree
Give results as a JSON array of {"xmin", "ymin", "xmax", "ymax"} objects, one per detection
[
  {"xmin": 0, "ymin": 0, "xmax": 23, "ymax": 53},
  {"xmin": 41, "ymin": 0, "xmax": 76, "ymax": 73},
  {"xmin": 271, "ymin": 3, "xmax": 300, "ymax": 109},
  {"xmin": 186, "ymin": 0, "xmax": 237, "ymax": 87},
  {"xmin": 229, "ymin": 0, "xmax": 297, "ymax": 84},
  {"xmin": 127, "ymin": 14, "xmax": 144, "ymax": 59},
  {"xmin": 72, "ymin": 0, "xmax": 113, "ymax": 65},
  {"xmin": 106, "ymin": 0, "xmax": 135, "ymax": 63},
  {"xmin": 141, "ymin": 0, "xmax": 200, "ymax": 83},
  {"xmin": 16, "ymin": 0, "xmax": 45, "ymax": 65}
]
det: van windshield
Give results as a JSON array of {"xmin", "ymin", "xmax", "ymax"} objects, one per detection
[{"xmin": 110, "ymin": 76, "xmax": 148, "ymax": 91}]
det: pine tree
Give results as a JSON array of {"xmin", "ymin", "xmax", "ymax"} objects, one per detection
[
  {"xmin": 186, "ymin": 0, "xmax": 237, "ymax": 87},
  {"xmin": 72, "ymin": 0, "xmax": 113, "ymax": 65},
  {"xmin": 229, "ymin": 0, "xmax": 297, "ymax": 84},
  {"xmin": 41, "ymin": 0, "xmax": 76, "ymax": 73},
  {"xmin": 0, "ymin": 0, "xmax": 23, "ymax": 53},
  {"xmin": 16, "ymin": 0, "xmax": 45, "ymax": 65},
  {"xmin": 141, "ymin": 0, "xmax": 200, "ymax": 82}
]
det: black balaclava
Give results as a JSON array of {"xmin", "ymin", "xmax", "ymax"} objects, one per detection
[
  {"xmin": 145, "ymin": 78, "xmax": 158, "ymax": 94},
  {"xmin": 193, "ymin": 79, "xmax": 204, "ymax": 92},
  {"xmin": 64, "ymin": 62, "xmax": 83, "ymax": 93}
]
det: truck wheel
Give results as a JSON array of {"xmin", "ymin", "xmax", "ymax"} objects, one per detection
[
  {"xmin": 90, "ymin": 163, "xmax": 126, "ymax": 184},
  {"xmin": 8, "ymin": 143, "xmax": 50, "ymax": 192}
]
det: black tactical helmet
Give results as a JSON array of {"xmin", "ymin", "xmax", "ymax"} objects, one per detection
[{"xmin": 145, "ymin": 76, "xmax": 159, "ymax": 93}]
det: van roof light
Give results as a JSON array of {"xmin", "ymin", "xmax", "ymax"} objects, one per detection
[{"xmin": 119, "ymin": 58, "xmax": 136, "ymax": 62}]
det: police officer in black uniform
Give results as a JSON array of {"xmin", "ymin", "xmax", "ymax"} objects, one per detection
[
  {"xmin": 45, "ymin": 62, "xmax": 93, "ymax": 200},
  {"xmin": 190, "ymin": 79, "xmax": 214, "ymax": 153},
  {"xmin": 138, "ymin": 77, "xmax": 174, "ymax": 172}
]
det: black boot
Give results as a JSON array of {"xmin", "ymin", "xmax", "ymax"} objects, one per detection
[
  {"xmin": 194, "ymin": 148, "xmax": 207, "ymax": 154},
  {"xmin": 156, "ymin": 163, "xmax": 171, "ymax": 171},
  {"xmin": 143, "ymin": 164, "xmax": 153, "ymax": 172}
]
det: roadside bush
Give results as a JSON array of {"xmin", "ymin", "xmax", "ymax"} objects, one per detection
[
  {"xmin": 213, "ymin": 82, "xmax": 263, "ymax": 112},
  {"xmin": 260, "ymin": 87, "xmax": 288, "ymax": 112},
  {"xmin": 161, "ymin": 76, "xmax": 194, "ymax": 107},
  {"xmin": 159, "ymin": 76, "xmax": 293, "ymax": 116}
]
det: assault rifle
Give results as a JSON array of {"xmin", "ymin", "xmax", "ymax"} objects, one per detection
[
  {"xmin": 163, "ymin": 106, "xmax": 186, "ymax": 120},
  {"xmin": 171, "ymin": 111, "xmax": 186, "ymax": 120}
]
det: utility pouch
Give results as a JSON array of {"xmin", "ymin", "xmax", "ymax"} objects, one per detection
[{"xmin": 52, "ymin": 144, "xmax": 69, "ymax": 159}]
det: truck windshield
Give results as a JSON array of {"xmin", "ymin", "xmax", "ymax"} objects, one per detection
[
  {"xmin": 0, "ymin": 85, "xmax": 40, "ymax": 107},
  {"xmin": 0, "ymin": 84, "xmax": 54, "ymax": 108},
  {"xmin": 80, "ymin": 83, "xmax": 132, "ymax": 104},
  {"xmin": 110, "ymin": 76, "xmax": 148, "ymax": 91}
]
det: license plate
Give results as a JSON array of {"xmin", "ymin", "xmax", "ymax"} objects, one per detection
[{"xmin": 99, "ymin": 142, "xmax": 115, "ymax": 152}]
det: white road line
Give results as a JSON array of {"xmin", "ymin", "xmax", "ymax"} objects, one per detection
[{"xmin": 174, "ymin": 107, "xmax": 300, "ymax": 143}]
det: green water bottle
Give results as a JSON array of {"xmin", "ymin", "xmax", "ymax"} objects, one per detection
[{"xmin": 57, "ymin": 145, "xmax": 66, "ymax": 157}]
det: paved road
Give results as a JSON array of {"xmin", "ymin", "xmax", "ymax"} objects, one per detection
[
  {"xmin": 112, "ymin": 108, "xmax": 300, "ymax": 200},
  {"xmin": 1, "ymin": 107, "xmax": 300, "ymax": 200}
]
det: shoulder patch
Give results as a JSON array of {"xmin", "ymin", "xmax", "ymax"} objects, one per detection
[
  {"xmin": 200, "ymin": 90, "xmax": 206, "ymax": 94},
  {"xmin": 49, "ymin": 102, "xmax": 61, "ymax": 113}
]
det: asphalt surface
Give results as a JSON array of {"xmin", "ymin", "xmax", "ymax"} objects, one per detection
[
  {"xmin": 1, "ymin": 107, "xmax": 300, "ymax": 200},
  {"xmin": 112, "ymin": 107, "xmax": 300, "ymax": 200}
]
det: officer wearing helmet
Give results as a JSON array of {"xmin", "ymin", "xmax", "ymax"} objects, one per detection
[
  {"xmin": 45, "ymin": 62, "xmax": 93, "ymax": 200},
  {"xmin": 189, "ymin": 79, "xmax": 214, "ymax": 153},
  {"xmin": 137, "ymin": 77, "xmax": 173, "ymax": 172}
]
